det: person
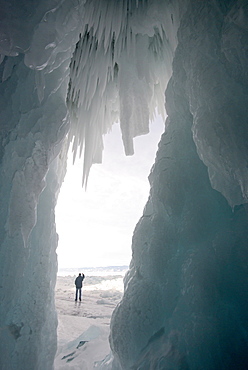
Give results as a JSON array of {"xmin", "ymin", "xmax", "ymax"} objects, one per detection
[{"xmin": 75, "ymin": 273, "xmax": 85, "ymax": 302}]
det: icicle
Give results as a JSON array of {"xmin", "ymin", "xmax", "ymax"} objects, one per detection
[
  {"xmin": 67, "ymin": 0, "xmax": 175, "ymax": 184},
  {"xmin": 2, "ymin": 57, "xmax": 17, "ymax": 82},
  {"xmin": 35, "ymin": 71, "xmax": 45, "ymax": 103},
  {"xmin": 0, "ymin": 54, "xmax": 5, "ymax": 66}
]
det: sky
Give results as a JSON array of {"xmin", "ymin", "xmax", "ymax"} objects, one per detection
[{"xmin": 55, "ymin": 115, "xmax": 164, "ymax": 268}]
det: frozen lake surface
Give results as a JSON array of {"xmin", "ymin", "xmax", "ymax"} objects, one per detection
[{"xmin": 54, "ymin": 266, "xmax": 128, "ymax": 369}]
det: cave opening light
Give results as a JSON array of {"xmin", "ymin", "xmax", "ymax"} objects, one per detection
[{"xmin": 55, "ymin": 114, "xmax": 164, "ymax": 272}]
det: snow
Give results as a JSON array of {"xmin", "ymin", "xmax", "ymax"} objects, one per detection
[{"xmin": 54, "ymin": 269, "xmax": 127, "ymax": 369}]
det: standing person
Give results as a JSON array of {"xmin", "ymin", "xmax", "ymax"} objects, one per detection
[{"xmin": 75, "ymin": 273, "xmax": 85, "ymax": 302}]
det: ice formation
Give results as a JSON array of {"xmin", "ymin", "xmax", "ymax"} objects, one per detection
[
  {"xmin": 67, "ymin": 0, "xmax": 176, "ymax": 183},
  {"xmin": 0, "ymin": 0, "xmax": 248, "ymax": 369}
]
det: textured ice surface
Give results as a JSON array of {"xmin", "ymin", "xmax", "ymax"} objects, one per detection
[
  {"xmin": 0, "ymin": 0, "xmax": 248, "ymax": 369},
  {"xmin": 110, "ymin": 2, "xmax": 248, "ymax": 369},
  {"xmin": 181, "ymin": 2, "xmax": 248, "ymax": 208},
  {"xmin": 0, "ymin": 1, "xmax": 75, "ymax": 367}
]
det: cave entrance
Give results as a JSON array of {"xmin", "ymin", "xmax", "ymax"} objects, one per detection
[
  {"xmin": 53, "ymin": 114, "xmax": 164, "ymax": 366},
  {"xmin": 55, "ymin": 115, "xmax": 164, "ymax": 271}
]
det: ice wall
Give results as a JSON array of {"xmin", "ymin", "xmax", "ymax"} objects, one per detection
[
  {"xmin": 110, "ymin": 1, "xmax": 248, "ymax": 369},
  {"xmin": 0, "ymin": 1, "xmax": 81, "ymax": 368}
]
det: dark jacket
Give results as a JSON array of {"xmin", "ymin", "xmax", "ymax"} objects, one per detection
[{"xmin": 75, "ymin": 274, "xmax": 85, "ymax": 288}]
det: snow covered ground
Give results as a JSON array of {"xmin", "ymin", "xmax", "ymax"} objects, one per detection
[{"xmin": 54, "ymin": 267, "xmax": 128, "ymax": 369}]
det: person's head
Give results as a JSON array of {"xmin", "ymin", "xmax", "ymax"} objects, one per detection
[{"xmin": 79, "ymin": 273, "xmax": 81, "ymax": 276}]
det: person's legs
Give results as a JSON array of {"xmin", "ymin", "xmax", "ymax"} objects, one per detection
[
  {"xmin": 75, "ymin": 288, "xmax": 78, "ymax": 301},
  {"xmin": 79, "ymin": 288, "xmax": 82, "ymax": 301}
]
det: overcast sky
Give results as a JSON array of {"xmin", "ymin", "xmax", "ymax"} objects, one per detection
[{"xmin": 55, "ymin": 115, "xmax": 164, "ymax": 268}]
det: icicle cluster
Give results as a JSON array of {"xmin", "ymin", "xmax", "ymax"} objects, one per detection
[{"xmin": 67, "ymin": 0, "xmax": 178, "ymax": 184}]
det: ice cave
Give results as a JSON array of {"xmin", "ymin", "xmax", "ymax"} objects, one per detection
[{"xmin": 1, "ymin": 0, "xmax": 248, "ymax": 369}]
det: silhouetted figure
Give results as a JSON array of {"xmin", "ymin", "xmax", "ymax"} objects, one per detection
[{"xmin": 75, "ymin": 273, "xmax": 85, "ymax": 301}]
